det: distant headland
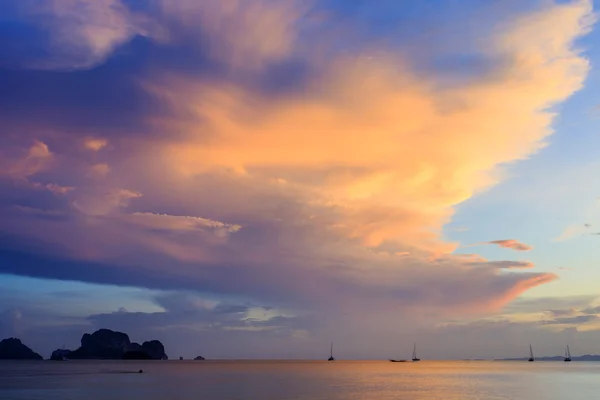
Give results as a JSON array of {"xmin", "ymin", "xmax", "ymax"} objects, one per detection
[{"xmin": 498, "ymin": 355, "xmax": 600, "ymax": 362}]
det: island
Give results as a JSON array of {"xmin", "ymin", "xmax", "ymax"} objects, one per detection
[
  {"xmin": 194, "ymin": 356, "xmax": 205, "ymax": 360},
  {"xmin": 50, "ymin": 329, "xmax": 168, "ymax": 360},
  {"xmin": 0, "ymin": 338, "xmax": 43, "ymax": 360},
  {"xmin": 50, "ymin": 349, "xmax": 72, "ymax": 361}
]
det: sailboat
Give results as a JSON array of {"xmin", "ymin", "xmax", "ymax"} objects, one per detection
[
  {"xmin": 528, "ymin": 344, "xmax": 534, "ymax": 362},
  {"xmin": 564, "ymin": 345, "xmax": 572, "ymax": 362},
  {"xmin": 328, "ymin": 342, "xmax": 335, "ymax": 361},
  {"xmin": 412, "ymin": 343, "xmax": 420, "ymax": 362}
]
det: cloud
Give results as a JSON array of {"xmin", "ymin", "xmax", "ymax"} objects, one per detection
[
  {"xmin": 545, "ymin": 308, "xmax": 578, "ymax": 318},
  {"xmin": 16, "ymin": 0, "xmax": 162, "ymax": 70},
  {"xmin": 582, "ymin": 306, "xmax": 600, "ymax": 315},
  {"xmin": 88, "ymin": 163, "xmax": 110, "ymax": 178},
  {"xmin": 0, "ymin": 140, "xmax": 53, "ymax": 179},
  {"xmin": 125, "ymin": 213, "xmax": 241, "ymax": 235},
  {"xmin": 157, "ymin": 0, "xmax": 307, "ymax": 71},
  {"xmin": 544, "ymin": 315, "xmax": 599, "ymax": 325},
  {"xmin": 504, "ymin": 295, "xmax": 597, "ymax": 315},
  {"xmin": 0, "ymin": 0, "xmax": 594, "ymax": 333},
  {"xmin": 71, "ymin": 188, "xmax": 141, "ymax": 216},
  {"xmin": 554, "ymin": 223, "xmax": 592, "ymax": 241},
  {"xmin": 468, "ymin": 260, "xmax": 534, "ymax": 270},
  {"xmin": 484, "ymin": 240, "xmax": 533, "ymax": 251},
  {"xmin": 514, "ymin": 299, "xmax": 600, "ymax": 326},
  {"xmin": 83, "ymin": 138, "xmax": 108, "ymax": 152},
  {"xmin": 29, "ymin": 182, "xmax": 74, "ymax": 195},
  {"xmin": 149, "ymin": 0, "xmax": 593, "ymax": 254}
]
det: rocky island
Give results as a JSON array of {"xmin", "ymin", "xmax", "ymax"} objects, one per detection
[
  {"xmin": 51, "ymin": 329, "xmax": 168, "ymax": 360},
  {"xmin": 0, "ymin": 338, "xmax": 43, "ymax": 360}
]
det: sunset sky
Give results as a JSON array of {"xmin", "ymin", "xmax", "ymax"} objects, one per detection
[{"xmin": 1, "ymin": 0, "xmax": 600, "ymax": 360}]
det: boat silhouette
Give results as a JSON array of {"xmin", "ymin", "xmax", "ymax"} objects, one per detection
[
  {"xmin": 412, "ymin": 343, "xmax": 420, "ymax": 362},
  {"xmin": 528, "ymin": 344, "xmax": 534, "ymax": 362}
]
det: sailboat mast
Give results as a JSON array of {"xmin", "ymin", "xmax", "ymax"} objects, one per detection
[{"xmin": 330, "ymin": 342, "xmax": 333, "ymax": 358}]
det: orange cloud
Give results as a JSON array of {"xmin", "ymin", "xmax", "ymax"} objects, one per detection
[
  {"xmin": 152, "ymin": 0, "xmax": 592, "ymax": 257},
  {"xmin": 486, "ymin": 240, "xmax": 533, "ymax": 251},
  {"xmin": 83, "ymin": 137, "xmax": 108, "ymax": 151},
  {"xmin": 484, "ymin": 273, "xmax": 558, "ymax": 313},
  {"xmin": 0, "ymin": 140, "xmax": 53, "ymax": 179}
]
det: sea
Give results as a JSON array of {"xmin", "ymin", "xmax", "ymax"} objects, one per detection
[{"xmin": 0, "ymin": 360, "xmax": 598, "ymax": 400}]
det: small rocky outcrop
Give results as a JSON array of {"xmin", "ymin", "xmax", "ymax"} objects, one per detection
[
  {"xmin": 194, "ymin": 356, "xmax": 205, "ymax": 360},
  {"xmin": 0, "ymin": 338, "xmax": 43, "ymax": 360},
  {"xmin": 50, "ymin": 349, "xmax": 72, "ymax": 361}
]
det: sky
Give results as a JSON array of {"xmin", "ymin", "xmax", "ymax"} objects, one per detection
[{"xmin": 1, "ymin": 0, "xmax": 600, "ymax": 360}]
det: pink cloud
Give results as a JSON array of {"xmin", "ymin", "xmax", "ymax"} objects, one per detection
[{"xmin": 486, "ymin": 240, "xmax": 533, "ymax": 252}]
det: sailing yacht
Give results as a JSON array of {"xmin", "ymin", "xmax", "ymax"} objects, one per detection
[
  {"xmin": 412, "ymin": 343, "xmax": 420, "ymax": 362},
  {"xmin": 528, "ymin": 344, "xmax": 534, "ymax": 362},
  {"xmin": 564, "ymin": 345, "xmax": 572, "ymax": 362},
  {"xmin": 328, "ymin": 343, "xmax": 335, "ymax": 361}
]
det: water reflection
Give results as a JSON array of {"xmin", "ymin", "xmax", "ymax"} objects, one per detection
[{"xmin": 0, "ymin": 360, "xmax": 598, "ymax": 400}]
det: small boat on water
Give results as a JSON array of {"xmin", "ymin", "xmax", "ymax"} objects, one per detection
[
  {"xmin": 412, "ymin": 343, "xmax": 420, "ymax": 362},
  {"xmin": 328, "ymin": 343, "xmax": 335, "ymax": 361},
  {"xmin": 389, "ymin": 359, "xmax": 407, "ymax": 363},
  {"xmin": 564, "ymin": 345, "xmax": 572, "ymax": 362},
  {"xmin": 528, "ymin": 344, "xmax": 534, "ymax": 362}
]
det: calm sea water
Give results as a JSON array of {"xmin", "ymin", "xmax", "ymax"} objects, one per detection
[{"xmin": 0, "ymin": 360, "xmax": 598, "ymax": 400}]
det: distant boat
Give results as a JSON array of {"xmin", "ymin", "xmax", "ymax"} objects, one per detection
[
  {"xmin": 412, "ymin": 343, "xmax": 420, "ymax": 362},
  {"xmin": 328, "ymin": 342, "xmax": 335, "ymax": 361},
  {"xmin": 564, "ymin": 345, "xmax": 572, "ymax": 362},
  {"xmin": 390, "ymin": 344, "xmax": 407, "ymax": 362},
  {"xmin": 528, "ymin": 345, "xmax": 534, "ymax": 362}
]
